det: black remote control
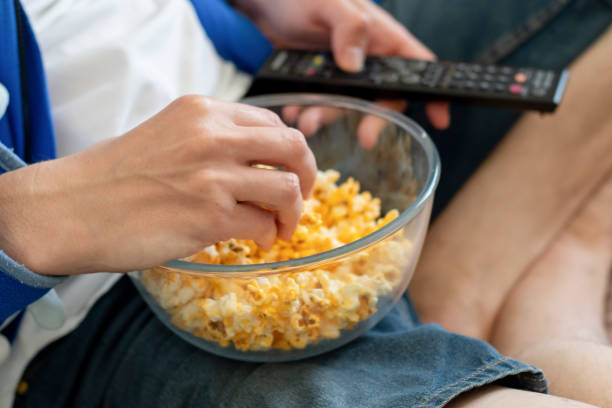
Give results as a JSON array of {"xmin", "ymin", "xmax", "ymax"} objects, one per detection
[{"xmin": 247, "ymin": 49, "xmax": 570, "ymax": 113}]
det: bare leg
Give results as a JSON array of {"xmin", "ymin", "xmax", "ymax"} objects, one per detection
[
  {"xmin": 446, "ymin": 385, "xmax": 597, "ymax": 408},
  {"xmin": 409, "ymin": 26, "xmax": 612, "ymax": 339},
  {"xmin": 488, "ymin": 168, "xmax": 612, "ymax": 407}
]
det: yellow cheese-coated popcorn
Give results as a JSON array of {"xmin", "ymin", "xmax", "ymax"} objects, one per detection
[{"xmin": 143, "ymin": 170, "xmax": 413, "ymax": 351}]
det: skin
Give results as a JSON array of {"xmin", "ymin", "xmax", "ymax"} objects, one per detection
[
  {"xmin": 413, "ymin": 26, "xmax": 612, "ymax": 406},
  {"xmin": 0, "ymin": 96, "xmax": 316, "ymax": 275},
  {"xmin": 233, "ymin": 0, "xmax": 451, "ymax": 141},
  {"xmin": 0, "ymin": 0, "xmax": 448, "ymax": 277},
  {"xmin": 409, "ymin": 25, "xmax": 612, "ymax": 340},
  {"xmin": 2, "ymin": 1, "xmax": 610, "ymax": 405},
  {"xmin": 449, "ymin": 167, "xmax": 612, "ymax": 408}
]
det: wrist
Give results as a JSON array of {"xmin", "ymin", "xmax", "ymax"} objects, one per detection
[
  {"xmin": 0, "ymin": 159, "xmax": 92, "ymax": 276},
  {"xmin": 0, "ymin": 167, "xmax": 40, "ymax": 272}
]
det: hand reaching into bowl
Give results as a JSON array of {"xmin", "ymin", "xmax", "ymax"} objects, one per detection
[
  {"xmin": 0, "ymin": 96, "xmax": 317, "ymax": 276},
  {"xmin": 233, "ymin": 0, "xmax": 450, "ymax": 146}
]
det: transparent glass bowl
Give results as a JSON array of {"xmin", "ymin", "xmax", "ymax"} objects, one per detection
[{"xmin": 129, "ymin": 94, "xmax": 440, "ymax": 362}]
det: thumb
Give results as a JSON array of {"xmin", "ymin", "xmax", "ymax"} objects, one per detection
[{"xmin": 328, "ymin": 10, "xmax": 370, "ymax": 72}]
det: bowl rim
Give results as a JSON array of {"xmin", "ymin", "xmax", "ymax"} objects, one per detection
[{"xmin": 160, "ymin": 93, "xmax": 440, "ymax": 275}]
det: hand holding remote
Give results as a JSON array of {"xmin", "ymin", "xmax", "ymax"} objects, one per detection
[
  {"xmin": 249, "ymin": 50, "xmax": 569, "ymax": 113},
  {"xmin": 232, "ymin": 0, "xmax": 450, "ymax": 129}
]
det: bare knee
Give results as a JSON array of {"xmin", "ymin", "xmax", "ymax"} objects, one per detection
[{"xmin": 446, "ymin": 385, "xmax": 596, "ymax": 408}]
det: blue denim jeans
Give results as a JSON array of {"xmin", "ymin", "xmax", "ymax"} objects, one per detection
[
  {"xmin": 14, "ymin": 1, "xmax": 612, "ymax": 407},
  {"xmin": 14, "ymin": 277, "xmax": 546, "ymax": 408}
]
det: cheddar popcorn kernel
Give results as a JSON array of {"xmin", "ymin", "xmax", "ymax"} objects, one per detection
[{"xmin": 143, "ymin": 170, "xmax": 412, "ymax": 351}]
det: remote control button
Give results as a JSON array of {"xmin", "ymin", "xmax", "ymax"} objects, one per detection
[
  {"xmin": 453, "ymin": 71, "xmax": 465, "ymax": 80},
  {"xmin": 406, "ymin": 60, "xmax": 428, "ymax": 72},
  {"xmin": 483, "ymin": 73, "xmax": 495, "ymax": 82},
  {"xmin": 270, "ymin": 51, "xmax": 289, "ymax": 71},
  {"xmin": 470, "ymin": 64, "xmax": 482, "ymax": 73},
  {"xmin": 374, "ymin": 72, "xmax": 399, "ymax": 84},
  {"xmin": 479, "ymin": 81, "xmax": 491, "ymax": 91},
  {"xmin": 401, "ymin": 73, "xmax": 421, "ymax": 85},
  {"xmin": 535, "ymin": 69, "xmax": 547, "ymax": 79},
  {"xmin": 456, "ymin": 63, "xmax": 468, "ymax": 72},
  {"xmin": 467, "ymin": 72, "xmax": 479, "ymax": 81},
  {"xmin": 494, "ymin": 83, "xmax": 506, "ymax": 92},
  {"xmin": 450, "ymin": 80, "xmax": 463, "ymax": 89},
  {"xmin": 509, "ymin": 84, "xmax": 523, "ymax": 94},
  {"xmin": 464, "ymin": 80, "xmax": 477, "ymax": 89},
  {"xmin": 501, "ymin": 66, "xmax": 514, "ymax": 75},
  {"xmin": 496, "ymin": 74, "xmax": 511, "ymax": 82},
  {"xmin": 485, "ymin": 66, "xmax": 497, "ymax": 74},
  {"xmin": 381, "ymin": 57, "xmax": 405, "ymax": 71},
  {"xmin": 313, "ymin": 55, "xmax": 325, "ymax": 66},
  {"xmin": 306, "ymin": 67, "xmax": 316, "ymax": 77},
  {"xmin": 544, "ymin": 71, "xmax": 555, "ymax": 88},
  {"xmin": 532, "ymin": 88, "xmax": 548, "ymax": 97},
  {"xmin": 296, "ymin": 55, "xmax": 314, "ymax": 74},
  {"xmin": 368, "ymin": 62, "xmax": 383, "ymax": 73},
  {"xmin": 425, "ymin": 65, "xmax": 441, "ymax": 76},
  {"xmin": 514, "ymin": 72, "xmax": 527, "ymax": 83}
]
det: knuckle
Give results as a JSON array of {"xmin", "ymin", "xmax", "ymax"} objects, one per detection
[
  {"xmin": 193, "ymin": 168, "xmax": 226, "ymax": 195},
  {"xmin": 284, "ymin": 128, "xmax": 309, "ymax": 156},
  {"xmin": 177, "ymin": 94, "xmax": 212, "ymax": 114},
  {"xmin": 251, "ymin": 106, "xmax": 282, "ymax": 125},
  {"xmin": 191, "ymin": 124, "xmax": 225, "ymax": 155},
  {"xmin": 351, "ymin": 11, "xmax": 371, "ymax": 31},
  {"xmin": 265, "ymin": 109, "xmax": 283, "ymax": 125},
  {"xmin": 279, "ymin": 172, "xmax": 301, "ymax": 202}
]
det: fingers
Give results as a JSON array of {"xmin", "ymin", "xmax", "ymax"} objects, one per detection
[
  {"xmin": 232, "ymin": 167, "xmax": 304, "ymax": 242},
  {"xmin": 281, "ymin": 105, "xmax": 303, "ymax": 125},
  {"xmin": 297, "ymin": 107, "xmax": 345, "ymax": 137},
  {"xmin": 357, "ymin": 99, "xmax": 408, "ymax": 149},
  {"xmin": 318, "ymin": 0, "xmax": 370, "ymax": 72},
  {"xmin": 425, "ymin": 101, "xmax": 451, "ymax": 130},
  {"xmin": 231, "ymin": 126, "xmax": 317, "ymax": 199},
  {"xmin": 318, "ymin": 0, "xmax": 450, "ymax": 129},
  {"xmin": 231, "ymin": 104, "xmax": 285, "ymax": 127},
  {"xmin": 229, "ymin": 203, "xmax": 278, "ymax": 249}
]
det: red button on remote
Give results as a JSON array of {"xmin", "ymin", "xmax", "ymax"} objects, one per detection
[{"xmin": 509, "ymin": 84, "xmax": 523, "ymax": 94}]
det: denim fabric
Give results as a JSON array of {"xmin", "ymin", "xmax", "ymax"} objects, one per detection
[
  {"xmin": 12, "ymin": 1, "xmax": 612, "ymax": 407},
  {"xmin": 13, "ymin": 277, "xmax": 546, "ymax": 408}
]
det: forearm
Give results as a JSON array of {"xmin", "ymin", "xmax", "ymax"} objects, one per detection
[{"xmin": 0, "ymin": 147, "xmax": 66, "ymax": 321}]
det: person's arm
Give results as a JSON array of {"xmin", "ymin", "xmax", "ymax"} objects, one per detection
[
  {"xmin": 0, "ymin": 95, "xmax": 317, "ymax": 319},
  {"xmin": 0, "ymin": 143, "xmax": 66, "ymax": 323}
]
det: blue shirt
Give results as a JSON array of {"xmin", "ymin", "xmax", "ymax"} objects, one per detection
[{"xmin": 0, "ymin": 0, "xmax": 59, "ymax": 324}]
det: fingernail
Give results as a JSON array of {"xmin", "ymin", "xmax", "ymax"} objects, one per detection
[{"xmin": 343, "ymin": 46, "xmax": 365, "ymax": 72}]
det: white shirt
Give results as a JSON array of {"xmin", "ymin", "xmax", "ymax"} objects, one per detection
[
  {"xmin": 0, "ymin": 84, "xmax": 8, "ymax": 120},
  {"xmin": 0, "ymin": 1, "xmax": 251, "ymax": 405}
]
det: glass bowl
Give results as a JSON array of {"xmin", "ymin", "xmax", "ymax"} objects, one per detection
[{"xmin": 129, "ymin": 94, "xmax": 440, "ymax": 362}]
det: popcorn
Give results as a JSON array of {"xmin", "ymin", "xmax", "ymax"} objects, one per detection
[{"xmin": 142, "ymin": 170, "xmax": 413, "ymax": 351}]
